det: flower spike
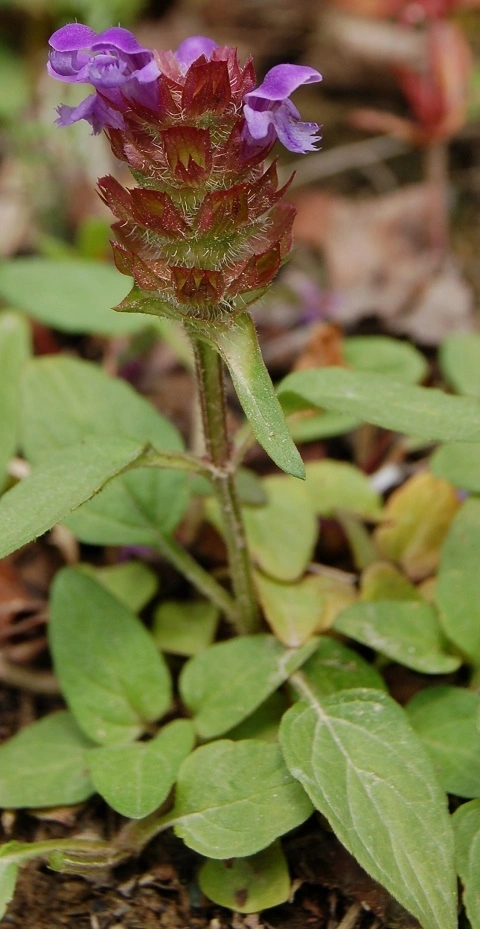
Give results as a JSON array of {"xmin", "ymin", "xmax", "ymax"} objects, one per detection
[{"xmin": 47, "ymin": 24, "xmax": 322, "ymax": 321}]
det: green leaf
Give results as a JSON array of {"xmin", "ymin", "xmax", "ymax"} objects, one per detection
[
  {"xmin": 304, "ymin": 460, "xmax": 382, "ymax": 519},
  {"xmin": 431, "ymin": 443, "xmax": 480, "ymax": 493},
  {"xmin": 21, "ymin": 356, "xmax": 182, "ymax": 459},
  {"xmin": 50, "ymin": 568, "xmax": 172, "ymax": 744},
  {"xmin": 242, "ymin": 475, "xmax": 317, "ymax": 582},
  {"xmin": 171, "ymin": 740, "xmax": 313, "ymax": 858},
  {"xmin": 0, "ymin": 258, "xmax": 154, "ymax": 335},
  {"xmin": 277, "ymin": 368, "xmax": 480, "ymax": 442},
  {"xmin": 280, "ymin": 687, "xmax": 457, "ymax": 929},
  {"xmin": 225, "ymin": 691, "xmax": 287, "ymax": 742},
  {"xmin": 0, "ymin": 436, "xmax": 146, "ymax": 560},
  {"xmin": 255, "ymin": 571, "xmax": 355, "ymax": 647},
  {"xmin": 0, "ymin": 712, "xmax": 94, "ymax": 808},
  {"xmin": 179, "ymin": 635, "xmax": 318, "ymax": 739},
  {"xmin": 79, "ymin": 561, "xmax": 158, "ymax": 613},
  {"xmin": 452, "ymin": 799, "xmax": 480, "ymax": 929},
  {"xmin": 0, "ymin": 312, "xmax": 30, "ymax": 491},
  {"xmin": 343, "ymin": 335, "xmax": 428, "ymax": 384},
  {"xmin": 191, "ymin": 315, "xmax": 305, "ymax": 479},
  {"xmin": 64, "ymin": 468, "xmax": 189, "ymax": 546},
  {"xmin": 198, "ymin": 841, "xmax": 290, "ymax": 913},
  {"xmin": 86, "ymin": 719, "xmax": 195, "ymax": 819},
  {"xmin": 334, "ymin": 600, "xmax": 460, "ymax": 674},
  {"xmin": 436, "ymin": 499, "xmax": 480, "ymax": 665},
  {"xmin": 21, "ymin": 356, "xmax": 189, "ymax": 545},
  {"xmin": 298, "ymin": 636, "xmax": 386, "ymax": 698},
  {"xmin": 439, "ymin": 333, "xmax": 480, "ymax": 398},
  {"xmin": 152, "ymin": 599, "xmax": 219, "ymax": 656},
  {"xmin": 406, "ymin": 687, "xmax": 480, "ymax": 798},
  {"xmin": 288, "ymin": 410, "xmax": 360, "ymax": 443}
]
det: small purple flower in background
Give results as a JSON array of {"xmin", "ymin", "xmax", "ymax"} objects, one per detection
[
  {"xmin": 243, "ymin": 64, "xmax": 322, "ymax": 154},
  {"xmin": 48, "ymin": 23, "xmax": 160, "ymax": 132}
]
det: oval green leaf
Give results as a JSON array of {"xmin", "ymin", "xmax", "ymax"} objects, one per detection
[
  {"xmin": 179, "ymin": 634, "xmax": 318, "ymax": 739},
  {"xmin": 50, "ymin": 568, "xmax": 172, "ymax": 744},
  {"xmin": 198, "ymin": 841, "xmax": 290, "ymax": 913},
  {"xmin": 86, "ymin": 719, "xmax": 195, "ymax": 818},
  {"xmin": 171, "ymin": 740, "xmax": 313, "ymax": 858},
  {"xmin": 280, "ymin": 688, "xmax": 457, "ymax": 929},
  {"xmin": 0, "ymin": 711, "xmax": 94, "ymax": 808},
  {"xmin": 334, "ymin": 600, "xmax": 460, "ymax": 674}
]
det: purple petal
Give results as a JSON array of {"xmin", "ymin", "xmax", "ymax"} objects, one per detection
[
  {"xmin": 49, "ymin": 23, "xmax": 96, "ymax": 52},
  {"xmin": 91, "ymin": 26, "xmax": 151, "ymax": 56},
  {"xmin": 271, "ymin": 98, "xmax": 322, "ymax": 153},
  {"xmin": 175, "ymin": 36, "xmax": 218, "ymax": 69},
  {"xmin": 242, "ymin": 103, "xmax": 275, "ymax": 141},
  {"xmin": 55, "ymin": 93, "xmax": 125, "ymax": 133},
  {"xmin": 246, "ymin": 63, "xmax": 322, "ymax": 103}
]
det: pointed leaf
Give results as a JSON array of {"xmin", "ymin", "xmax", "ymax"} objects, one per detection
[
  {"xmin": 87, "ymin": 719, "xmax": 195, "ymax": 818},
  {"xmin": 50, "ymin": 568, "xmax": 172, "ymax": 744},
  {"xmin": 0, "ymin": 712, "xmax": 94, "ymax": 808},
  {"xmin": 171, "ymin": 740, "xmax": 313, "ymax": 858},
  {"xmin": 198, "ymin": 841, "xmax": 290, "ymax": 913},
  {"xmin": 0, "ymin": 436, "xmax": 146, "ymax": 560},
  {"xmin": 278, "ymin": 368, "xmax": 480, "ymax": 442},
  {"xmin": 179, "ymin": 634, "xmax": 318, "ymax": 738},
  {"xmin": 190, "ymin": 315, "xmax": 305, "ymax": 478},
  {"xmin": 280, "ymin": 688, "xmax": 457, "ymax": 929}
]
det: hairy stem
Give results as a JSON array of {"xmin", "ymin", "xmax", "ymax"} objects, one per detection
[{"xmin": 192, "ymin": 338, "xmax": 259, "ymax": 634}]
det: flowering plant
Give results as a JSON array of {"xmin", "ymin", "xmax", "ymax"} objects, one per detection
[{"xmin": 0, "ymin": 22, "xmax": 474, "ymax": 929}]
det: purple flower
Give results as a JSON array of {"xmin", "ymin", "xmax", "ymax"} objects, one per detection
[
  {"xmin": 47, "ymin": 23, "xmax": 160, "ymax": 132},
  {"xmin": 175, "ymin": 36, "xmax": 219, "ymax": 70},
  {"xmin": 243, "ymin": 64, "xmax": 322, "ymax": 154}
]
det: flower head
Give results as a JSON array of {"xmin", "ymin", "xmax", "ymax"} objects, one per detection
[
  {"xmin": 48, "ymin": 23, "xmax": 160, "ymax": 131},
  {"xmin": 243, "ymin": 64, "xmax": 322, "ymax": 154},
  {"xmin": 47, "ymin": 25, "xmax": 322, "ymax": 322}
]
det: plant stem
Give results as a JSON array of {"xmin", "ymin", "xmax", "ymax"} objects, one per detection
[
  {"xmin": 192, "ymin": 337, "xmax": 259, "ymax": 634},
  {"xmin": 153, "ymin": 532, "xmax": 237, "ymax": 623}
]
